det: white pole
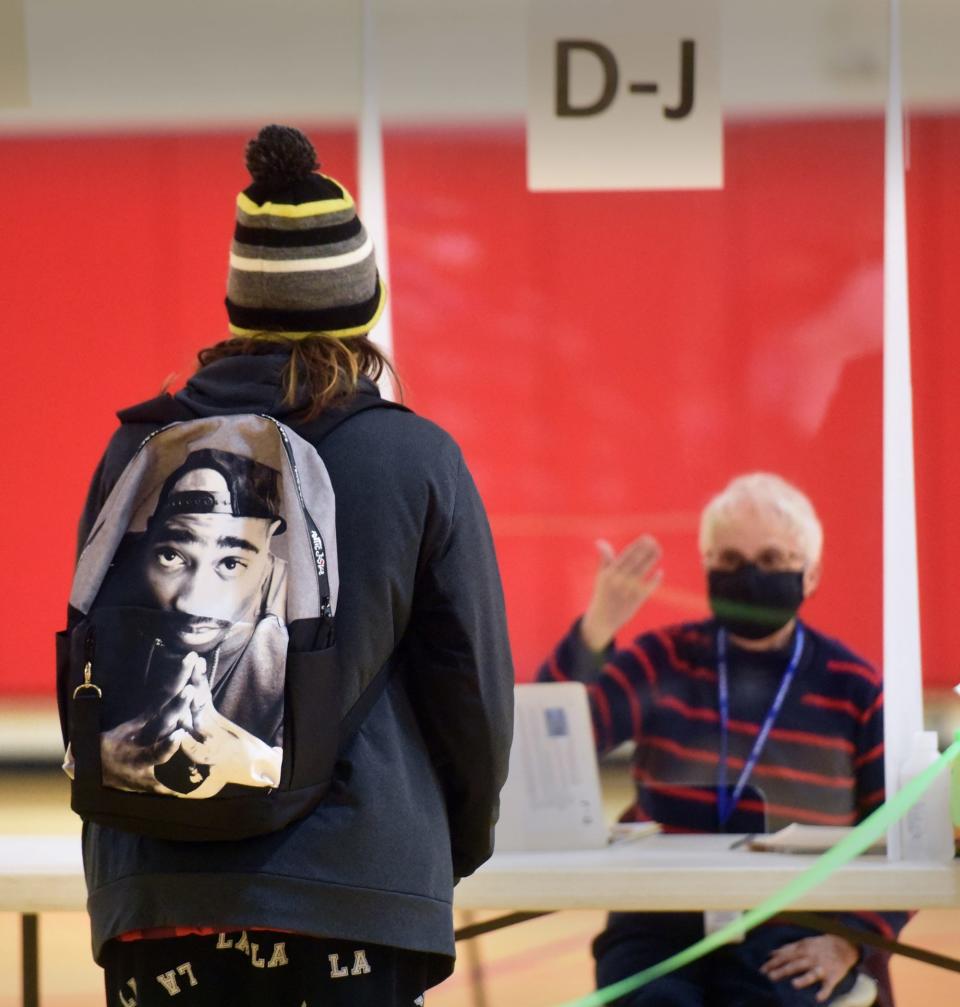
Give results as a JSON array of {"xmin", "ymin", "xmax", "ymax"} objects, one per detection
[
  {"xmin": 359, "ymin": 0, "xmax": 395, "ymax": 399},
  {"xmin": 883, "ymin": 0, "xmax": 923, "ymax": 862}
]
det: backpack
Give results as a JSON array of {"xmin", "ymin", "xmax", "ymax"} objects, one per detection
[{"xmin": 57, "ymin": 400, "xmax": 398, "ymax": 841}]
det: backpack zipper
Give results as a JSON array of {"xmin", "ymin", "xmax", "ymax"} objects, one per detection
[{"xmin": 264, "ymin": 416, "xmax": 333, "ymax": 621}]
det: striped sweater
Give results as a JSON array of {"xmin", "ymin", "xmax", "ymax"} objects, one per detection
[{"xmin": 538, "ymin": 617, "xmax": 908, "ymax": 939}]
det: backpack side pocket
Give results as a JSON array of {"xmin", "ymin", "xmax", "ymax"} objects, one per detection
[{"xmin": 283, "ymin": 645, "xmax": 341, "ymax": 791}]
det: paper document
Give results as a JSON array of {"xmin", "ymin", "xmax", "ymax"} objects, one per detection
[
  {"xmin": 495, "ymin": 683, "xmax": 609, "ymax": 851},
  {"xmin": 748, "ymin": 824, "xmax": 885, "ymax": 855},
  {"xmin": 609, "ymin": 822, "xmax": 661, "ymax": 844}
]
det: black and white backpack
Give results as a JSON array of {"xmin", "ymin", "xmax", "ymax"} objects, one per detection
[{"xmin": 57, "ymin": 403, "xmax": 393, "ymax": 841}]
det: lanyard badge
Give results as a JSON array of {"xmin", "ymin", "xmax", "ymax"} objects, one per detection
[{"xmin": 716, "ymin": 625, "xmax": 805, "ymax": 828}]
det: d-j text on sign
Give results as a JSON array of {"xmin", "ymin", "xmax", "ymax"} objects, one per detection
[
  {"xmin": 0, "ymin": 0, "xmax": 30, "ymax": 108},
  {"xmin": 527, "ymin": 0, "xmax": 722, "ymax": 191}
]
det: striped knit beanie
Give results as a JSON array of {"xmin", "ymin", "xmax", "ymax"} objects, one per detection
[{"xmin": 225, "ymin": 124, "xmax": 386, "ymax": 339}]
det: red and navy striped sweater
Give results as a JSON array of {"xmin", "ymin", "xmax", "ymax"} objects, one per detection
[{"xmin": 538, "ymin": 617, "xmax": 908, "ymax": 940}]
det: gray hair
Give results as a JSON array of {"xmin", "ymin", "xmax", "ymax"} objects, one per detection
[{"xmin": 699, "ymin": 473, "xmax": 823, "ymax": 566}]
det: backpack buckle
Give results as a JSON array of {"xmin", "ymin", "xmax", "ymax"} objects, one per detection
[{"xmin": 73, "ymin": 661, "xmax": 102, "ymax": 700}]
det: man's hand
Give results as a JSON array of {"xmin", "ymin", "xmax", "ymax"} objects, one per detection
[
  {"xmin": 760, "ymin": 934, "xmax": 859, "ymax": 1003},
  {"xmin": 179, "ymin": 708, "xmax": 282, "ymax": 797},
  {"xmin": 100, "ymin": 714, "xmax": 181, "ymax": 794},
  {"xmin": 99, "ymin": 652, "xmax": 209, "ymax": 794},
  {"xmin": 580, "ymin": 535, "xmax": 663, "ymax": 652}
]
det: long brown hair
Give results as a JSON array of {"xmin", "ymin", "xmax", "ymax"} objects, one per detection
[{"xmin": 197, "ymin": 333, "xmax": 401, "ymax": 420}]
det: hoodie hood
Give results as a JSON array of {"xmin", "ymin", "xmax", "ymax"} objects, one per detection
[
  {"xmin": 116, "ymin": 352, "xmax": 386, "ymax": 427},
  {"xmin": 177, "ymin": 352, "xmax": 303, "ymax": 417}
]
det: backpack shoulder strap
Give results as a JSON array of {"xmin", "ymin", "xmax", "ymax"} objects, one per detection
[
  {"xmin": 117, "ymin": 393, "xmax": 196, "ymax": 426},
  {"xmin": 293, "ymin": 396, "xmax": 410, "ymax": 445},
  {"xmin": 302, "ymin": 396, "xmax": 411, "ymax": 743},
  {"xmin": 339, "ymin": 656, "xmax": 396, "ymax": 747}
]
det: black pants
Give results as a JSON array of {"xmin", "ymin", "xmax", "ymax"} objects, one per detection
[
  {"xmin": 595, "ymin": 917, "xmax": 860, "ymax": 1007},
  {"xmin": 102, "ymin": 931, "xmax": 432, "ymax": 1007}
]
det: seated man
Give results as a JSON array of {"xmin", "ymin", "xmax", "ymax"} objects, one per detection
[{"xmin": 538, "ymin": 473, "xmax": 907, "ymax": 1007}]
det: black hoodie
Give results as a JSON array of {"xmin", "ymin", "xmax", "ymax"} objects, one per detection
[{"xmin": 76, "ymin": 352, "xmax": 514, "ymax": 982}]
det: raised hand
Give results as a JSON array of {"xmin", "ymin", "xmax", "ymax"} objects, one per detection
[{"xmin": 580, "ymin": 535, "xmax": 663, "ymax": 652}]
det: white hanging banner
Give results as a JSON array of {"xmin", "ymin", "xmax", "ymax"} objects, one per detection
[
  {"xmin": 0, "ymin": 0, "xmax": 30, "ymax": 109},
  {"xmin": 527, "ymin": 0, "xmax": 722, "ymax": 191}
]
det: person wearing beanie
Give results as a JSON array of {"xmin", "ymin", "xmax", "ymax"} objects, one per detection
[{"xmin": 71, "ymin": 125, "xmax": 514, "ymax": 1007}]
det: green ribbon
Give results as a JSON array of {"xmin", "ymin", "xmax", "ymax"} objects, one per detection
[{"xmin": 555, "ymin": 733, "xmax": 960, "ymax": 1007}]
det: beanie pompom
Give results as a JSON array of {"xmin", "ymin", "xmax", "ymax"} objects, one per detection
[
  {"xmin": 245, "ymin": 125, "xmax": 318, "ymax": 186},
  {"xmin": 229, "ymin": 126, "xmax": 385, "ymax": 338}
]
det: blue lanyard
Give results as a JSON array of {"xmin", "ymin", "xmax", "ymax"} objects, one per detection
[{"xmin": 716, "ymin": 624, "xmax": 805, "ymax": 827}]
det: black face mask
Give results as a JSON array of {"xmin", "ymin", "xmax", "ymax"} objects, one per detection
[{"xmin": 708, "ymin": 564, "xmax": 805, "ymax": 640}]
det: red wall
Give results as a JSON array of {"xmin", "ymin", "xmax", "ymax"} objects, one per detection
[{"xmin": 1, "ymin": 117, "xmax": 956, "ymax": 696}]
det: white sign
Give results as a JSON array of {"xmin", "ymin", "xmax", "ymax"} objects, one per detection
[
  {"xmin": 0, "ymin": 0, "xmax": 30, "ymax": 109},
  {"xmin": 527, "ymin": 0, "xmax": 722, "ymax": 191}
]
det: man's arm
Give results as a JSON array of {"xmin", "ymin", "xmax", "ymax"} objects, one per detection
[
  {"xmin": 536, "ymin": 620, "xmax": 657, "ymax": 756},
  {"xmin": 853, "ymin": 688, "xmax": 886, "ymax": 821},
  {"xmin": 533, "ymin": 537, "xmax": 661, "ymax": 756},
  {"xmin": 401, "ymin": 454, "xmax": 514, "ymax": 880}
]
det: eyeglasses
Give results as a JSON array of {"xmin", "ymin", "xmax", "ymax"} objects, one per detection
[{"xmin": 706, "ymin": 548, "xmax": 805, "ymax": 574}]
